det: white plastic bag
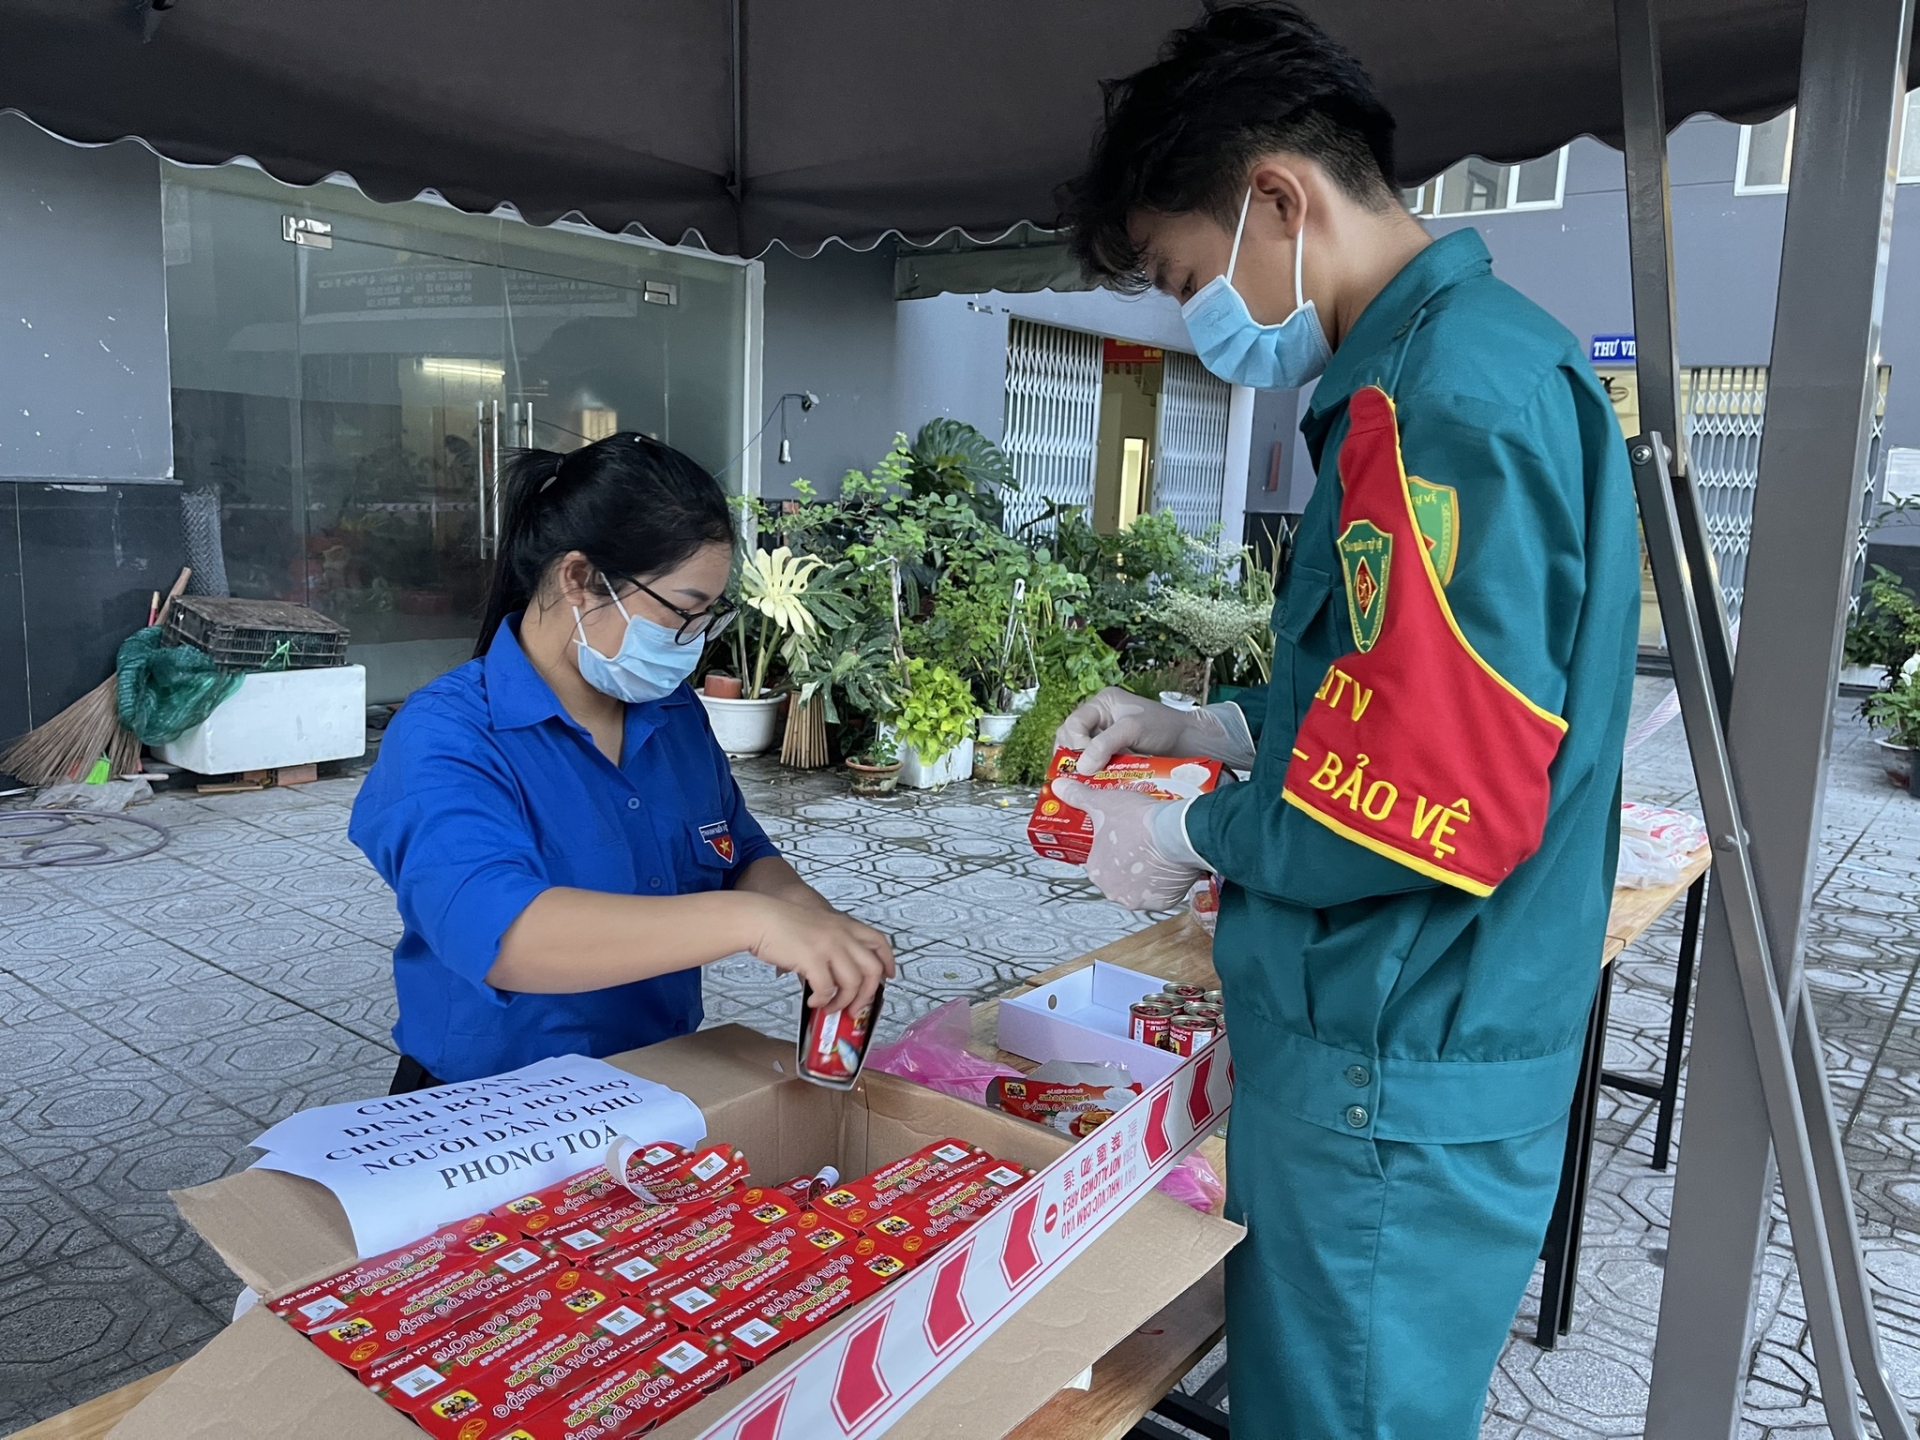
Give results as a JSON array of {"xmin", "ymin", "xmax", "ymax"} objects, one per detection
[{"xmin": 1617, "ymin": 800, "xmax": 1708, "ymax": 888}]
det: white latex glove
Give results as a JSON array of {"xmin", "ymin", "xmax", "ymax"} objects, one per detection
[
  {"xmin": 1052, "ymin": 777, "xmax": 1207, "ymax": 912},
  {"xmin": 1055, "ymin": 686, "xmax": 1255, "ymax": 773}
]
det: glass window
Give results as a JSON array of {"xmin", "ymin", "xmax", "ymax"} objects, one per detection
[
  {"xmin": 1737, "ymin": 92, "xmax": 1920, "ymax": 191},
  {"xmin": 1402, "ymin": 149, "xmax": 1567, "ymax": 218},
  {"xmin": 1736, "ymin": 111, "xmax": 1794, "ymax": 193},
  {"xmin": 163, "ymin": 165, "xmax": 754, "ymax": 702}
]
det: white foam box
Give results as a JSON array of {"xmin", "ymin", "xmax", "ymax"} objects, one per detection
[
  {"xmin": 996, "ymin": 960, "xmax": 1188, "ymax": 1086},
  {"xmin": 156, "ymin": 664, "xmax": 367, "ymax": 774}
]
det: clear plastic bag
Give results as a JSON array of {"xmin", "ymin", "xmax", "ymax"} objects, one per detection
[{"xmin": 1617, "ymin": 800, "xmax": 1708, "ymax": 888}]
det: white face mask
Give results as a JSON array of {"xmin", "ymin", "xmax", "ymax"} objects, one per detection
[
  {"xmin": 573, "ymin": 581, "xmax": 701, "ymax": 705},
  {"xmin": 1179, "ymin": 188, "xmax": 1333, "ymax": 391}
]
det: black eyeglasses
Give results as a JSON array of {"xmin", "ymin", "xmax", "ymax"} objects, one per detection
[{"xmin": 627, "ymin": 578, "xmax": 738, "ymax": 647}]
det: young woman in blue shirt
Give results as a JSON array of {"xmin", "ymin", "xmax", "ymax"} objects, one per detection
[{"xmin": 351, "ymin": 434, "xmax": 894, "ymax": 1091}]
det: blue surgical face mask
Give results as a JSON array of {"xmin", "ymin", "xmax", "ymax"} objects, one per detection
[
  {"xmin": 573, "ymin": 581, "xmax": 701, "ymax": 704},
  {"xmin": 1180, "ymin": 188, "xmax": 1332, "ymax": 391}
]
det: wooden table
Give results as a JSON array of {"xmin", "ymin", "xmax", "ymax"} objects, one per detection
[{"xmin": 32, "ymin": 856, "xmax": 1709, "ymax": 1440}]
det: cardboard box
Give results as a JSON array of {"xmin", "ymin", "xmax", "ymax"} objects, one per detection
[
  {"xmin": 130, "ymin": 1024, "xmax": 1240, "ymax": 1440},
  {"xmin": 996, "ymin": 960, "xmax": 1191, "ymax": 1086},
  {"xmin": 1028, "ymin": 749, "xmax": 1227, "ymax": 864}
]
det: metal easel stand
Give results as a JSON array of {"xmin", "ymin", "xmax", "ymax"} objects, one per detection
[
  {"xmin": 1616, "ymin": 0, "xmax": 1916, "ymax": 1432},
  {"xmin": 1633, "ymin": 431, "xmax": 1913, "ymax": 1440}
]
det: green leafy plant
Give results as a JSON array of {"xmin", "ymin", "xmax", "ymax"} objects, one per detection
[
  {"xmin": 1865, "ymin": 659, "xmax": 1920, "ymax": 748},
  {"xmin": 895, "ymin": 658, "xmax": 978, "ymax": 765},
  {"xmin": 728, "ymin": 545, "xmax": 827, "ymax": 697},
  {"xmin": 849, "ymin": 730, "xmax": 899, "ymax": 767},
  {"xmin": 907, "ymin": 420, "xmax": 1016, "ymax": 503},
  {"xmin": 998, "ymin": 629, "xmax": 1123, "ymax": 786},
  {"xmin": 1846, "ymin": 565, "xmax": 1920, "ymax": 677}
]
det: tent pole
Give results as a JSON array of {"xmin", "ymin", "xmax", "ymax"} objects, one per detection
[{"xmin": 1639, "ymin": 0, "xmax": 1916, "ymax": 1435}]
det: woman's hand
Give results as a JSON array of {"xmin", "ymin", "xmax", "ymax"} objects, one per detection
[{"xmin": 743, "ymin": 894, "xmax": 896, "ymax": 1015}]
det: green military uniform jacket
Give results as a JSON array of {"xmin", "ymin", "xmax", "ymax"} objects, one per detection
[{"xmin": 1188, "ymin": 229, "xmax": 1642, "ymax": 1145}]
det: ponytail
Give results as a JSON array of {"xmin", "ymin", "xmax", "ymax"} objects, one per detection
[{"xmin": 473, "ymin": 435, "xmax": 735, "ymax": 659}]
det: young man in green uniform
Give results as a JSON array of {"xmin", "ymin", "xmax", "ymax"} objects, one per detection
[{"xmin": 1050, "ymin": 6, "xmax": 1641, "ymax": 1437}]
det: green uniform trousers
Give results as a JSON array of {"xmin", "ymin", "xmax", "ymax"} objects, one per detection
[{"xmin": 1222, "ymin": 1054, "xmax": 1568, "ymax": 1440}]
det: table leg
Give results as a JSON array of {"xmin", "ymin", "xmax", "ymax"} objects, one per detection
[
  {"xmin": 1560, "ymin": 963, "xmax": 1616, "ymax": 1337},
  {"xmin": 1536, "ymin": 967, "xmax": 1610, "ymax": 1349},
  {"xmin": 1651, "ymin": 874, "xmax": 1706, "ymax": 1171}
]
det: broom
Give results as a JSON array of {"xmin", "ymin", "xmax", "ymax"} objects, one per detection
[{"xmin": 0, "ymin": 567, "xmax": 190, "ymax": 786}]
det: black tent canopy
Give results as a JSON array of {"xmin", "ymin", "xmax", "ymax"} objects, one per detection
[{"xmin": 0, "ymin": 0, "xmax": 1904, "ymax": 255}]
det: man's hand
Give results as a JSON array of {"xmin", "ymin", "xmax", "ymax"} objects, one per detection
[
  {"xmin": 1056, "ymin": 686, "xmax": 1253, "ymax": 773},
  {"xmin": 1052, "ymin": 778, "xmax": 1207, "ymax": 912}
]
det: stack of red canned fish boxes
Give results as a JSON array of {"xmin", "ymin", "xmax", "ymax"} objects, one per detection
[{"xmin": 271, "ymin": 1138, "xmax": 1034, "ymax": 1439}]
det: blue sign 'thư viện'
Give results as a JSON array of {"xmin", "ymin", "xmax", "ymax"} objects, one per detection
[{"xmin": 1590, "ymin": 334, "xmax": 1637, "ymax": 363}]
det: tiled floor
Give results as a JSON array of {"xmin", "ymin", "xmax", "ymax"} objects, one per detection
[{"xmin": 0, "ymin": 678, "xmax": 1915, "ymax": 1436}]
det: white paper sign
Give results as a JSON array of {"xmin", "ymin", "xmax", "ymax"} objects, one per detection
[{"xmin": 249, "ymin": 1055, "xmax": 705, "ymax": 1257}]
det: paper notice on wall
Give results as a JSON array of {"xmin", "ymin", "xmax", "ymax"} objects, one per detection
[{"xmin": 248, "ymin": 1055, "xmax": 705, "ymax": 1257}]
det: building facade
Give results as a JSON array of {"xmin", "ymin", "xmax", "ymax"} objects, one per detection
[{"xmin": 6, "ymin": 104, "xmax": 1917, "ymax": 739}]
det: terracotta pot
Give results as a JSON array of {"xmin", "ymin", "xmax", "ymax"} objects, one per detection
[
  {"xmin": 846, "ymin": 760, "xmax": 901, "ymax": 796},
  {"xmin": 703, "ymin": 673, "xmax": 744, "ymax": 699}
]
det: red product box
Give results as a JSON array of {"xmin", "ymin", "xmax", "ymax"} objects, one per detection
[
  {"xmin": 611, "ymin": 1142, "xmax": 751, "ymax": 1204},
  {"xmin": 640, "ymin": 1211, "xmax": 855, "ymax": 1323},
  {"xmin": 491, "ymin": 1334, "xmax": 739, "ymax": 1440},
  {"xmin": 772, "ymin": 1168, "xmax": 840, "ymax": 1206},
  {"xmin": 540, "ymin": 1190, "xmax": 709, "ymax": 1262},
  {"xmin": 813, "ymin": 1139, "xmax": 989, "ymax": 1228},
  {"xmin": 1028, "ymin": 749, "xmax": 1228, "ymax": 864},
  {"xmin": 368, "ymin": 1281, "xmax": 652, "ymax": 1436},
  {"xmin": 589, "ymin": 1185, "xmax": 820, "ymax": 1293},
  {"xmin": 492, "ymin": 1168, "xmax": 626, "ymax": 1239},
  {"xmin": 414, "ymin": 1293, "xmax": 684, "ymax": 1440},
  {"xmin": 696, "ymin": 1243, "xmax": 909, "ymax": 1365},
  {"xmin": 862, "ymin": 1161, "xmax": 1033, "ymax": 1257},
  {"xmin": 307, "ymin": 1245, "xmax": 574, "ymax": 1373},
  {"xmin": 268, "ymin": 1214, "xmax": 518, "ymax": 1332}
]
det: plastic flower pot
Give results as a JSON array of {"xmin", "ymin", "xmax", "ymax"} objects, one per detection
[
  {"xmin": 702, "ymin": 673, "xmax": 744, "ymax": 700},
  {"xmin": 899, "ymin": 736, "xmax": 974, "ymax": 789},
  {"xmin": 977, "ymin": 713, "xmax": 1018, "ymax": 743},
  {"xmin": 699, "ymin": 691, "xmax": 784, "ymax": 757}
]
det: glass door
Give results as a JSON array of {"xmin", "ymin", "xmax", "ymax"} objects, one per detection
[{"xmin": 295, "ymin": 234, "xmax": 510, "ymax": 700}]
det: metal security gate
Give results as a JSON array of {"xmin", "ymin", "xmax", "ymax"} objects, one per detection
[
  {"xmin": 1001, "ymin": 319, "xmax": 1102, "ymax": 534},
  {"xmin": 1153, "ymin": 350, "xmax": 1233, "ymax": 540},
  {"xmin": 1681, "ymin": 364, "xmax": 1888, "ymax": 626}
]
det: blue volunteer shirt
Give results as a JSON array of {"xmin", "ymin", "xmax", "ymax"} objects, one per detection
[{"xmin": 349, "ymin": 616, "xmax": 778, "ymax": 1082}]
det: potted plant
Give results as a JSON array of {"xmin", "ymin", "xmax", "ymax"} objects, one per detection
[
  {"xmin": 1865, "ymin": 655, "xmax": 1920, "ymax": 791},
  {"xmin": 845, "ymin": 730, "xmax": 901, "ymax": 795},
  {"xmin": 894, "ymin": 658, "xmax": 979, "ymax": 788},
  {"xmin": 700, "ymin": 545, "xmax": 823, "ymax": 757},
  {"xmin": 1846, "ymin": 565, "xmax": 1920, "ymax": 690}
]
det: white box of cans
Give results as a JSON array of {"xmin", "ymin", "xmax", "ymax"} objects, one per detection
[{"xmin": 996, "ymin": 961, "xmax": 1190, "ymax": 1086}]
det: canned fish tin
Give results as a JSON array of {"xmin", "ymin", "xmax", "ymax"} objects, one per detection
[
  {"xmin": 1161, "ymin": 983, "xmax": 1205, "ymax": 1002},
  {"xmin": 1182, "ymin": 1002, "xmax": 1224, "ymax": 1022},
  {"xmin": 1129, "ymin": 1002, "xmax": 1174, "ymax": 1050},
  {"xmin": 1204, "ymin": 989, "xmax": 1224, "ymax": 1005},
  {"xmin": 796, "ymin": 979, "xmax": 884, "ymax": 1089},
  {"xmin": 1169, "ymin": 1014, "xmax": 1220, "ymax": 1057}
]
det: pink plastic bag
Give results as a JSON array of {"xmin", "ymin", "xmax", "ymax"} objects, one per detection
[
  {"xmin": 866, "ymin": 999, "xmax": 1229, "ymax": 1214},
  {"xmin": 1159, "ymin": 1151, "xmax": 1226, "ymax": 1214},
  {"xmin": 865, "ymin": 999, "xmax": 1022, "ymax": 1105}
]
